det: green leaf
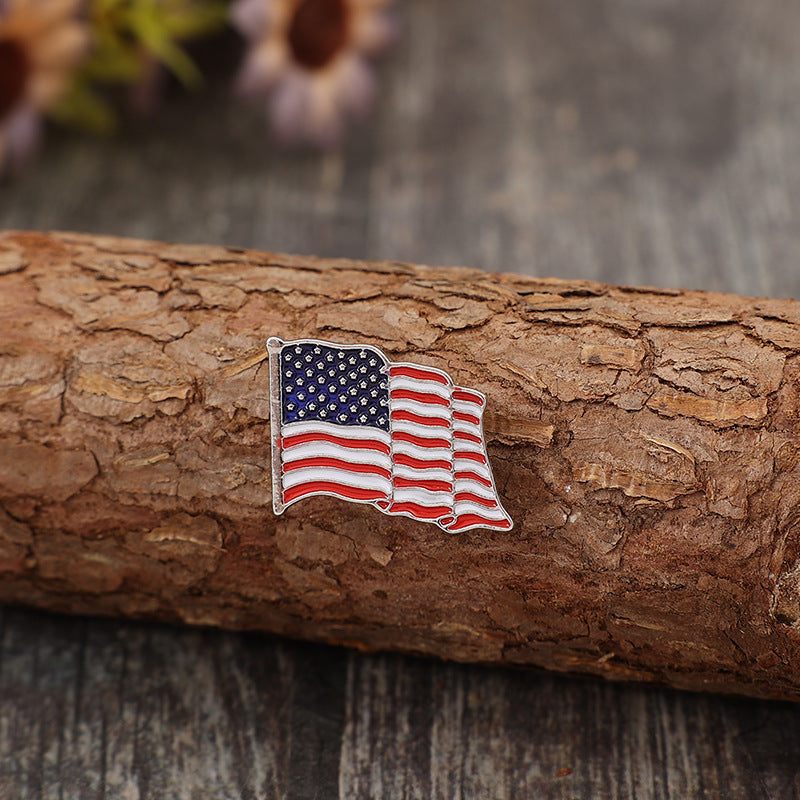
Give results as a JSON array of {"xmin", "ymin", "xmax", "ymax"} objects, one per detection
[{"xmin": 48, "ymin": 82, "xmax": 118, "ymax": 135}]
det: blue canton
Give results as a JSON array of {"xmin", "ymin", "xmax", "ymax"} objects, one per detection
[{"xmin": 281, "ymin": 342, "xmax": 390, "ymax": 430}]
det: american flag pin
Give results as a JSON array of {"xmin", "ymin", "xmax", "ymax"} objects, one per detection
[{"xmin": 267, "ymin": 337, "xmax": 513, "ymax": 532}]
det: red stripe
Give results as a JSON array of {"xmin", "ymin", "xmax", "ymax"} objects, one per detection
[
  {"xmin": 282, "ymin": 431, "xmax": 390, "ymax": 454},
  {"xmin": 447, "ymin": 514, "xmax": 512, "ymax": 531},
  {"xmin": 455, "ymin": 470, "xmax": 493, "ymax": 488},
  {"xmin": 454, "ymin": 411, "xmax": 481, "ymax": 425},
  {"xmin": 395, "ymin": 476, "xmax": 453, "ymax": 492},
  {"xmin": 383, "ymin": 501, "xmax": 451, "ymax": 519},
  {"xmin": 453, "ymin": 389, "xmax": 485, "ymax": 406},
  {"xmin": 391, "ymin": 410, "xmax": 449, "ymax": 428},
  {"xmin": 454, "ymin": 451, "xmax": 487, "ymax": 464},
  {"xmin": 284, "ymin": 482, "xmax": 387, "ymax": 504},
  {"xmin": 391, "ymin": 389, "xmax": 449, "ymax": 407},
  {"xmin": 394, "ymin": 431, "xmax": 451, "ymax": 449},
  {"xmin": 390, "ymin": 365, "xmax": 449, "ymax": 385},
  {"xmin": 455, "ymin": 491, "xmax": 497, "ymax": 508},
  {"xmin": 454, "ymin": 431, "xmax": 482, "ymax": 444},
  {"xmin": 283, "ymin": 457, "xmax": 391, "ymax": 479},
  {"xmin": 395, "ymin": 453, "xmax": 452, "ymax": 471}
]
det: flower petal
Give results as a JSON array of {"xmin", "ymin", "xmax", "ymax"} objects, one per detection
[
  {"xmin": 27, "ymin": 68, "xmax": 69, "ymax": 108},
  {"xmin": 1, "ymin": 104, "xmax": 41, "ymax": 174},
  {"xmin": 270, "ymin": 69, "xmax": 313, "ymax": 143},
  {"xmin": 5, "ymin": 0, "xmax": 82, "ymax": 37},
  {"xmin": 236, "ymin": 40, "xmax": 288, "ymax": 95},
  {"xmin": 350, "ymin": 8, "xmax": 398, "ymax": 56},
  {"xmin": 304, "ymin": 75, "xmax": 345, "ymax": 147},
  {"xmin": 334, "ymin": 53, "xmax": 375, "ymax": 119},
  {"xmin": 230, "ymin": 0, "xmax": 272, "ymax": 40},
  {"xmin": 30, "ymin": 21, "xmax": 89, "ymax": 70}
]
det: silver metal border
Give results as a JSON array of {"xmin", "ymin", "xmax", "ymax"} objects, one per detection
[{"xmin": 265, "ymin": 336, "xmax": 513, "ymax": 532}]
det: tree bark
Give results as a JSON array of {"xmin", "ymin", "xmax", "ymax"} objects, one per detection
[{"xmin": 2, "ymin": 230, "xmax": 800, "ymax": 701}]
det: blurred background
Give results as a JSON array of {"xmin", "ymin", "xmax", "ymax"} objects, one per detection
[{"xmin": 2, "ymin": 0, "xmax": 800, "ymax": 797}]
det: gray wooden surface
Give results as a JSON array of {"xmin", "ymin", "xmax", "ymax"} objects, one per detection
[{"xmin": 2, "ymin": 0, "xmax": 800, "ymax": 796}]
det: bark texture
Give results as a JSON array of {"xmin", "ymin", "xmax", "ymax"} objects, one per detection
[{"xmin": 2, "ymin": 230, "xmax": 800, "ymax": 701}]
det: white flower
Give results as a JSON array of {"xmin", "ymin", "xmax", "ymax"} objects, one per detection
[{"xmin": 231, "ymin": 0, "xmax": 396, "ymax": 147}]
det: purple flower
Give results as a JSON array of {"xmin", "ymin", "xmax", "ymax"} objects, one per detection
[{"xmin": 231, "ymin": 0, "xmax": 397, "ymax": 148}]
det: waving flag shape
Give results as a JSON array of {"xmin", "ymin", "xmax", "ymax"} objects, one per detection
[{"xmin": 267, "ymin": 337, "xmax": 512, "ymax": 532}]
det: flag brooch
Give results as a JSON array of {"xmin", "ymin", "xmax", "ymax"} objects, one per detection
[{"xmin": 267, "ymin": 337, "xmax": 513, "ymax": 532}]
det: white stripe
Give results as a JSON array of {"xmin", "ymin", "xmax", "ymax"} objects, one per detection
[
  {"xmin": 393, "ymin": 419, "xmax": 452, "ymax": 441},
  {"xmin": 393, "ymin": 487, "xmax": 453, "ymax": 505},
  {"xmin": 453, "ymin": 400, "xmax": 484, "ymax": 416},
  {"xmin": 283, "ymin": 468, "xmax": 391, "ymax": 493},
  {"xmin": 454, "ymin": 456, "xmax": 492, "ymax": 472},
  {"xmin": 451, "ymin": 438, "xmax": 484, "ymax": 454},
  {"xmin": 454, "ymin": 479, "xmax": 497, "ymax": 502},
  {"xmin": 392, "ymin": 441, "xmax": 452, "ymax": 462},
  {"xmin": 452, "ymin": 500, "xmax": 508, "ymax": 519},
  {"xmin": 282, "ymin": 441, "xmax": 391, "ymax": 468},
  {"xmin": 453, "ymin": 458, "xmax": 492, "ymax": 476},
  {"xmin": 394, "ymin": 465, "xmax": 452, "ymax": 483},
  {"xmin": 281, "ymin": 419, "xmax": 392, "ymax": 444},
  {"xmin": 391, "ymin": 398, "xmax": 451, "ymax": 418},
  {"xmin": 389, "ymin": 376, "xmax": 452, "ymax": 400}
]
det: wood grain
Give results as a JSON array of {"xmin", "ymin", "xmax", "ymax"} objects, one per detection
[
  {"xmin": 3, "ymin": 0, "xmax": 800, "ymax": 796},
  {"xmin": 5, "ymin": 231, "xmax": 800, "ymax": 702}
]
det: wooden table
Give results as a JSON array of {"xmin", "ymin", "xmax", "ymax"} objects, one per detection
[{"xmin": 2, "ymin": 1, "xmax": 800, "ymax": 796}]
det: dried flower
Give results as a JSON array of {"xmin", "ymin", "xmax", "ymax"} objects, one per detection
[
  {"xmin": 231, "ymin": 0, "xmax": 396, "ymax": 148},
  {"xmin": 0, "ymin": 0, "xmax": 89, "ymax": 172}
]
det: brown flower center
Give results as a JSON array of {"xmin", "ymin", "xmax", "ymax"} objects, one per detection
[
  {"xmin": 288, "ymin": 0, "xmax": 349, "ymax": 70},
  {"xmin": 0, "ymin": 38, "xmax": 29, "ymax": 122}
]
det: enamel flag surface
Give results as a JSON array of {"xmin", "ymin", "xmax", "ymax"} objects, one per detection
[{"xmin": 267, "ymin": 337, "xmax": 513, "ymax": 532}]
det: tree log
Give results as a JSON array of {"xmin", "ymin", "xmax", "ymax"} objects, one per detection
[{"xmin": 2, "ymin": 230, "xmax": 800, "ymax": 701}]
